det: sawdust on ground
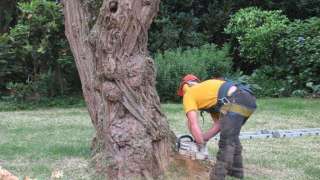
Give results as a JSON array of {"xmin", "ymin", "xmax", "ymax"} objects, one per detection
[{"xmin": 166, "ymin": 154, "xmax": 213, "ymax": 180}]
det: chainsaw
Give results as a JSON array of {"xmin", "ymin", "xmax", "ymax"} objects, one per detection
[{"xmin": 176, "ymin": 135, "xmax": 209, "ymax": 160}]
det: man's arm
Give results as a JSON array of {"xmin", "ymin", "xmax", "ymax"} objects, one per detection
[
  {"xmin": 186, "ymin": 110, "xmax": 205, "ymax": 145},
  {"xmin": 202, "ymin": 113, "xmax": 221, "ymax": 142}
]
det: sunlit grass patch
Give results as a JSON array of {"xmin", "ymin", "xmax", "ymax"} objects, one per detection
[{"xmin": 241, "ymin": 136, "xmax": 320, "ymax": 180}]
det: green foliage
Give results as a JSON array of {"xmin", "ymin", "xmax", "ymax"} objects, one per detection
[
  {"xmin": 278, "ymin": 17, "xmax": 320, "ymax": 96},
  {"xmin": 224, "ymin": 7, "xmax": 320, "ymax": 97},
  {"xmin": 155, "ymin": 44, "xmax": 232, "ymax": 102},
  {"xmin": 149, "ymin": 0, "xmax": 207, "ymax": 53},
  {"xmin": 0, "ymin": 35, "xmax": 21, "ymax": 85},
  {"xmin": 1, "ymin": 0, "xmax": 319, "ymax": 100},
  {"xmin": 0, "ymin": 0, "xmax": 79, "ymax": 100},
  {"xmin": 225, "ymin": 7, "xmax": 289, "ymax": 66},
  {"xmin": 246, "ymin": 67, "xmax": 292, "ymax": 97},
  {"xmin": 0, "ymin": 0, "xmax": 17, "ymax": 34},
  {"xmin": 201, "ymin": 0, "xmax": 276, "ymax": 45},
  {"xmin": 306, "ymin": 82, "xmax": 320, "ymax": 96},
  {"xmin": 267, "ymin": 0, "xmax": 320, "ymax": 20},
  {"xmin": 0, "ymin": 96, "xmax": 85, "ymax": 111},
  {"xmin": 5, "ymin": 82, "xmax": 38, "ymax": 102},
  {"xmin": 201, "ymin": 0, "xmax": 233, "ymax": 45}
]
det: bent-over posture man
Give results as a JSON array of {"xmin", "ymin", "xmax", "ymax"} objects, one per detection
[{"xmin": 177, "ymin": 74, "xmax": 257, "ymax": 179}]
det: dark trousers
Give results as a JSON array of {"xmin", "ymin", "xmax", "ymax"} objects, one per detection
[{"xmin": 212, "ymin": 90, "xmax": 257, "ymax": 180}]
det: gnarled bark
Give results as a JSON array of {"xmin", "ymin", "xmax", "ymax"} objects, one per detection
[{"xmin": 62, "ymin": 0, "xmax": 176, "ymax": 179}]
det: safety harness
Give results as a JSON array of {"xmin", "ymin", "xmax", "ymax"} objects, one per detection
[{"xmin": 200, "ymin": 81, "xmax": 255, "ymax": 120}]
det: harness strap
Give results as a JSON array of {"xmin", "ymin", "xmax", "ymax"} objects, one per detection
[
  {"xmin": 200, "ymin": 80, "xmax": 255, "ymax": 118},
  {"xmin": 218, "ymin": 81, "xmax": 235, "ymax": 100},
  {"xmin": 220, "ymin": 103, "xmax": 254, "ymax": 117},
  {"xmin": 200, "ymin": 81, "xmax": 235, "ymax": 114}
]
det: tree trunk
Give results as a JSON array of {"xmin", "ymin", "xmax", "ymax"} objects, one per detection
[
  {"xmin": 0, "ymin": 0, "xmax": 16, "ymax": 34},
  {"xmin": 62, "ymin": 0, "xmax": 176, "ymax": 179}
]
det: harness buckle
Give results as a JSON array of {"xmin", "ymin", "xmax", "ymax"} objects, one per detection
[{"xmin": 219, "ymin": 97, "xmax": 230, "ymax": 105}]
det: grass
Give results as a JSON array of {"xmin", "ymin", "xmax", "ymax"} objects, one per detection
[
  {"xmin": 0, "ymin": 96, "xmax": 85, "ymax": 112},
  {"xmin": 0, "ymin": 98, "xmax": 320, "ymax": 179},
  {"xmin": 0, "ymin": 108, "xmax": 93, "ymax": 179}
]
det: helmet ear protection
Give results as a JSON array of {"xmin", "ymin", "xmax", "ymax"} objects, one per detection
[{"xmin": 177, "ymin": 74, "xmax": 200, "ymax": 97}]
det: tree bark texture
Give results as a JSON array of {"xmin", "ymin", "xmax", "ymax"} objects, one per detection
[{"xmin": 62, "ymin": 0, "xmax": 176, "ymax": 179}]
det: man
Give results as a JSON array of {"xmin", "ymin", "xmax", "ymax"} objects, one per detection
[{"xmin": 177, "ymin": 74, "xmax": 257, "ymax": 180}]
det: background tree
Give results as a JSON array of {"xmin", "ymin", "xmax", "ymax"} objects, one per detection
[
  {"xmin": 225, "ymin": 7, "xmax": 289, "ymax": 72},
  {"xmin": 62, "ymin": 0, "xmax": 176, "ymax": 178},
  {"xmin": 0, "ymin": 0, "xmax": 78, "ymax": 100},
  {"xmin": 2, "ymin": 0, "xmax": 320, "ymax": 101},
  {"xmin": 0, "ymin": 0, "xmax": 17, "ymax": 34},
  {"xmin": 155, "ymin": 44, "xmax": 232, "ymax": 101},
  {"xmin": 267, "ymin": 0, "xmax": 320, "ymax": 20},
  {"xmin": 148, "ymin": 0, "xmax": 207, "ymax": 53}
]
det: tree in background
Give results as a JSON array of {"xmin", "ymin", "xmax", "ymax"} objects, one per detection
[
  {"xmin": 0, "ymin": 0, "xmax": 79, "ymax": 99},
  {"xmin": 278, "ymin": 17, "xmax": 320, "ymax": 96},
  {"xmin": 148, "ymin": 0, "xmax": 286, "ymax": 53},
  {"xmin": 62, "ymin": 0, "xmax": 176, "ymax": 178},
  {"xmin": 226, "ymin": 8, "xmax": 320, "ymax": 97},
  {"xmin": 148, "ymin": 0, "xmax": 207, "ymax": 53},
  {"xmin": 267, "ymin": 0, "xmax": 320, "ymax": 20},
  {"xmin": 0, "ymin": 0, "xmax": 18, "ymax": 34},
  {"xmin": 1, "ymin": 0, "xmax": 320, "ymax": 100},
  {"xmin": 225, "ymin": 7, "xmax": 289, "ymax": 71},
  {"xmin": 155, "ymin": 44, "xmax": 232, "ymax": 101}
]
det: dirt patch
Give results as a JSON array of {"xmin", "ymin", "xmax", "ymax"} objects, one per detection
[
  {"xmin": 166, "ymin": 155, "xmax": 291, "ymax": 179},
  {"xmin": 165, "ymin": 154, "xmax": 213, "ymax": 180}
]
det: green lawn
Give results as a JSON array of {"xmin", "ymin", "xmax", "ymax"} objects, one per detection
[{"xmin": 0, "ymin": 98, "xmax": 320, "ymax": 179}]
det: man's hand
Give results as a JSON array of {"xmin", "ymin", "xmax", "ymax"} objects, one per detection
[
  {"xmin": 197, "ymin": 143, "xmax": 208, "ymax": 154},
  {"xmin": 178, "ymin": 137, "xmax": 209, "ymax": 160},
  {"xmin": 186, "ymin": 111, "xmax": 204, "ymax": 144},
  {"xmin": 202, "ymin": 113, "xmax": 221, "ymax": 141}
]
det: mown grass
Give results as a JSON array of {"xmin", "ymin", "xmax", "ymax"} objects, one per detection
[
  {"xmin": 0, "ymin": 108, "xmax": 93, "ymax": 179},
  {"xmin": 0, "ymin": 98, "xmax": 320, "ymax": 179},
  {"xmin": 0, "ymin": 96, "xmax": 85, "ymax": 112}
]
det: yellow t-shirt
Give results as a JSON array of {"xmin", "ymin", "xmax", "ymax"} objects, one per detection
[{"xmin": 183, "ymin": 79, "xmax": 225, "ymax": 113}]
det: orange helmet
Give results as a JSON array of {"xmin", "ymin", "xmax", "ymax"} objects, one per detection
[{"xmin": 177, "ymin": 74, "xmax": 200, "ymax": 97}]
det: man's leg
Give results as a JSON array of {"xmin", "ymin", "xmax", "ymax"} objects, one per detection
[
  {"xmin": 210, "ymin": 112, "xmax": 244, "ymax": 180},
  {"xmin": 227, "ymin": 90, "xmax": 256, "ymax": 179},
  {"xmin": 228, "ymin": 137, "xmax": 244, "ymax": 178}
]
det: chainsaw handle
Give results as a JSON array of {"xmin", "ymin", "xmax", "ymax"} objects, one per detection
[
  {"xmin": 178, "ymin": 135, "xmax": 194, "ymax": 142},
  {"xmin": 176, "ymin": 135, "xmax": 194, "ymax": 150}
]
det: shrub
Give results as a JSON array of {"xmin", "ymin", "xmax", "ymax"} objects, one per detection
[
  {"xmin": 155, "ymin": 44, "xmax": 232, "ymax": 102},
  {"xmin": 148, "ymin": 0, "xmax": 209, "ymax": 54},
  {"xmin": 5, "ymin": 82, "xmax": 37, "ymax": 102},
  {"xmin": 278, "ymin": 17, "xmax": 320, "ymax": 96},
  {"xmin": 225, "ymin": 7, "xmax": 289, "ymax": 66},
  {"xmin": 0, "ymin": 95, "xmax": 85, "ymax": 111},
  {"xmin": 246, "ymin": 67, "xmax": 292, "ymax": 97},
  {"xmin": 0, "ymin": 0, "xmax": 79, "ymax": 100},
  {"xmin": 226, "ymin": 8, "xmax": 320, "ymax": 97}
]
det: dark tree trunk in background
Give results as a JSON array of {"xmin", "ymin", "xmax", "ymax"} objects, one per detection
[
  {"xmin": 0, "ymin": 0, "xmax": 17, "ymax": 34},
  {"xmin": 62, "ymin": 0, "xmax": 176, "ymax": 179}
]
